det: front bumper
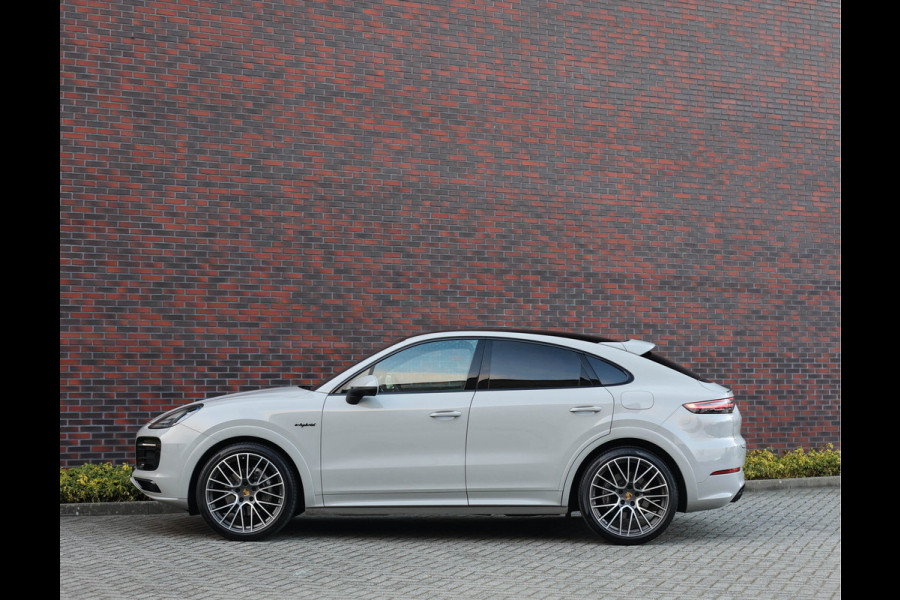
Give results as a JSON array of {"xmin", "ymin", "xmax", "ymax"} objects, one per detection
[{"xmin": 130, "ymin": 422, "xmax": 204, "ymax": 510}]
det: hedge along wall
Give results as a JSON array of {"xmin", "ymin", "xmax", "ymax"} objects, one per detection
[{"xmin": 60, "ymin": 1, "xmax": 841, "ymax": 465}]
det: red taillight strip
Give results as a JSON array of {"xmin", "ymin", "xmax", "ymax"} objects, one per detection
[
  {"xmin": 711, "ymin": 467, "xmax": 741, "ymax": 476},
  {"xmin": 683, "ymin": 397, "xmax": 735, "ymax": 414}
]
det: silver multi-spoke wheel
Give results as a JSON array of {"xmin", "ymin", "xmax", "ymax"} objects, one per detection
[
  {"xmin": 579, "ymin": 448, "xmax": 677, "ymax": 545},
  {"xmin": 589, "ymin": 455, "xmax": 669, "ymax": 536},
  {"xmin": 197, "ymin": 444, "xmax": 297, "ymax": 540}
]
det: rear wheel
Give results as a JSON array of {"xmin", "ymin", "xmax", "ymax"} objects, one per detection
[
  {"xmin": 578, "ymin": 447, "xmax": 678, "ymax": 545},
  {"xmin": 196, "ymin": 443, "xmax": 297, "ymax": 541}
]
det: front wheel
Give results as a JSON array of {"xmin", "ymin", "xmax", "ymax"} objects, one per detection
[
  {"xmin": 578, "ymin": 447, "xmax": 678, "ymax": 545},
  {"xmin": 196, "ymin": 443, "xmax": 298, "ymax": 541}
]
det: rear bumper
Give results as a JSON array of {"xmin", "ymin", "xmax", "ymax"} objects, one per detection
[{"xmin": 688, "ymin": 468, "xmax": 745, "ymax": 511}]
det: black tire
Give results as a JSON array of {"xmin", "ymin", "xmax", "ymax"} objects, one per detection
[
  {"xmin": 578, "ymin": 447, "xmax": 678, "ymax": 545},
  {"xmin": 196, "ymin": 442, "xmax": 298, "ymax": 541}
]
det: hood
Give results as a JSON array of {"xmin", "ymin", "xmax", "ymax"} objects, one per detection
[{"xmin": 201, "ymin": 385, "xmax": 323, "ymax": 406}]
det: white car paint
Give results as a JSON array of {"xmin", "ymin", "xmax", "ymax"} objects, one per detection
[{"xmin": 132, "ymin": 330, "xmax": 745, "ymax": 544}]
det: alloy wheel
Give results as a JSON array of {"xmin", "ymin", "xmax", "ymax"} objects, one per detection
[
  {"xmin": 203, "ymin": 451, "xmax": 287, "ymax": 535},
  {"xmin": 581, "ymin": 449, "xmax": 676, "ymax": 544}
]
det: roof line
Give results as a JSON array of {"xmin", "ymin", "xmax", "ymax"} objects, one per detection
[{"xmin": 439, "ymin": 328, "xmax": 623, "ymax": 344}]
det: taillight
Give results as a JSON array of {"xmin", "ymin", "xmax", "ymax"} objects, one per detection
[{"xmin": 683, "ymin": 397, "xmax": 735, "ymax": 414}]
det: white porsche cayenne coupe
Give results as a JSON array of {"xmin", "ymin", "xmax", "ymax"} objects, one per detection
[{"xmin": 132, "ymin": 330, "xmax": 745, "ymax": 545}]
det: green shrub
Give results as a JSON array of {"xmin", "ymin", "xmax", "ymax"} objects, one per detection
[
  {"xmin": 60, "ymin": 463, "xmax": 147, "ymax": 503},
  {"xmin": 743, "ymin": 444, "xmax": 841, "ymax": 480}
]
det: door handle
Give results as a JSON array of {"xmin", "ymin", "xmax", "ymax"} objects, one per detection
[
  {"xmin": 429, "ymin": 411, "xmax": 462, "ymax": 420},
  {"xmin": 570, "ymin": 406, "xmax": 603, "ymax": 414}
]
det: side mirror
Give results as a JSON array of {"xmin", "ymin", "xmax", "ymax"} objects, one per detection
[{"xmin": 346, "ymin": 375, "xmax": 379, "ymax": 405}]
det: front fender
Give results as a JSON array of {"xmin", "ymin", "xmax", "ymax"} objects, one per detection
[{"xmin": 189, "ymin": 423, "xmax": 321, "ymax": 511}]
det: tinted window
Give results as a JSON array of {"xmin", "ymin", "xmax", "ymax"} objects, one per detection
[
  {"xmin": 340, "ymin": 339, "xmax": 478, "ymax": 393},
  {"xmin": 585, "ymin": 355, "xmax": 631, "ymax": 385},
  {"xmin": 488, "ymin": 340, "xmax": 588, "ymax": 389}
]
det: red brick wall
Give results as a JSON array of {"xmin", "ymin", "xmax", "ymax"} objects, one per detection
[{"xmin": 60, "ymin": 1, "xmax": 841, "ymax": 465}]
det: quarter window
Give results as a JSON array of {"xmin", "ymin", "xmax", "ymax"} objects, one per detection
[{"xmin": 585, "ymin": 355, "xmax": 631, "ymax": 386}]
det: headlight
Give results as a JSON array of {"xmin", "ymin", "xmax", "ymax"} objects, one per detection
[{"xmin": 148, "ymin": 404, "xmax": 203, "ymax": 429}]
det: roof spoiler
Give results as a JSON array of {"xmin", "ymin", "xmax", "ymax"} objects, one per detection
[{"xmin": 600, "ymin": 339, "xmax": 656, "ymax": 356}]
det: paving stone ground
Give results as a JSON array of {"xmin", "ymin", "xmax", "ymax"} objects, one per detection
[{"xmin": 59, "ymin": 487, "xmax": 840, "ymax": 600}]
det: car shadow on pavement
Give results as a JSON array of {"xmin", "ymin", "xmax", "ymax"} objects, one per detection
[
  {"xmin": 147, "ymin": 505, "xmax": 754, "ymax": 544},
  {"xmin": 283, "ymin": 513, "xmax": 609, "ymax": 542}
]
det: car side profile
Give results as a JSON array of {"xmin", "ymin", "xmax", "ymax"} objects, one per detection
[{"xmin": 132, "ymin": 330, "xmax": 745, "ymax": 545}]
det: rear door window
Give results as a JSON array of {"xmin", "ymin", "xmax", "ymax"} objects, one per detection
[{"xmin": 486, "ymin": 340, "xmax": 590, "ymax": 389}]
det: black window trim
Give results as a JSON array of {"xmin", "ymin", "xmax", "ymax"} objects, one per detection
[{"xmin": 331, "ymin": 335, "xmax": 634, "ymax": 395}]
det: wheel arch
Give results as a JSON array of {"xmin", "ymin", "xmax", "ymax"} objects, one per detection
[
  {"xmin": 565, "ymin": 438, "xmax": 688, "ymax": 513},
  {"xmin": 187, "ymin": 436, "xmax": 306, "ymax": 516}
]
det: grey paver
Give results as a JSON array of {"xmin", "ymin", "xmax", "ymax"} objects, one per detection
[{"xmin": 60, "ymin": 487, "xmax": 840, "ymax": 600}]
